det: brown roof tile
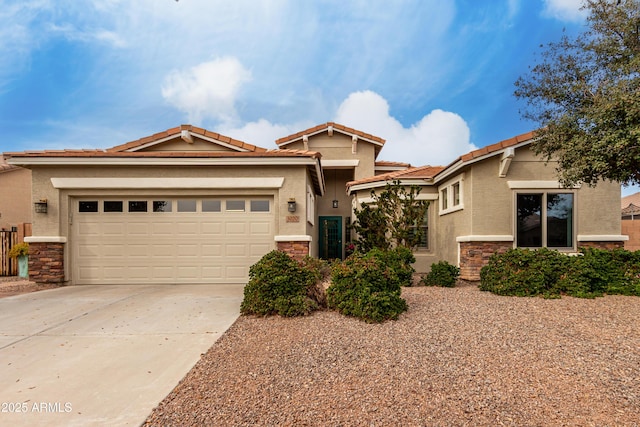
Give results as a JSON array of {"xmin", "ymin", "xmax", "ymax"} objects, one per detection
[
  {"xmin": 622, "ymin": 192, "xmax": 640, "ymax": 209},
  {"xmin": 4, "ymin": 149, "xmax": 320, "ymax": 160},
  {"xmin": 107, "ymin": 124, "xmax": 266, "ymax": 153},
  {"xmin": 347, "ymin": 165, "xmax": 444, "ymax": 189},
  {"xmin": 459, "ymin": 130, "xmax": 536, "ymax": 163},
  {"xmin": 276, "ymin": 122, "xmax": 386, "ymax": 146},
  {"xmin": 375, "ymin": 160, "xmax": 411, "ymax": 168}
]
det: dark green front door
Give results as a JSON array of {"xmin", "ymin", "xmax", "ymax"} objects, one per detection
[{"xmin": 319, "ymin": 216, "xmax": 342, "ymax": 259}]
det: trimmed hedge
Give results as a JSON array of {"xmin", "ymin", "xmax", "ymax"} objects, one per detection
[
  {"xmin": 240, "ymin": 250, "xmax": 322, "ymax": 317},
  {"xmin": 327, "ymin": 249, "xmax": 409, "ymax": 323},
  {"xmin": 479, "ymin": 247, "xmax": 640, "ymax": 298},
  {"xmin": 421, "ymin": 260, "xmax": 460, "ymax": 287}
]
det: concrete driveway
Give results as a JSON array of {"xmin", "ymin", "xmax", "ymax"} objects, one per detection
[{"xmin": 0, "ymin": 284, "xmax": 244, "ymax": 426}]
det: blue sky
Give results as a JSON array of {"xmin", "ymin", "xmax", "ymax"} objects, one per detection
[{"xmin": 1, "ymin": 0, "xmax": 634, "ymax": 194}]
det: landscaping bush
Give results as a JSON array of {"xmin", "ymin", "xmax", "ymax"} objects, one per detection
[
  {"xmin": 240, "ymin": 250, "xmax": 321, "ymax": 317},
  {"xmin": 327, "ymin": 250, "xmax": 408, "ymax": 323},
  {"xmin": 367, "ymin": 246, "xmax": 416, "ymax": 287},
  {"xmin": 421, "ymin": 261, "xmax": 460, "ymax": 287},
  {"xmin": 479, "ymin": 247, "xmax": 640, "ymax": 298}
]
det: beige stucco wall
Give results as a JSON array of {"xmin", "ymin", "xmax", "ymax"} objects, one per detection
[
  {"xmin": 0, "ymin": 167, "xmax": 32, "ymax": 229},
  {"xmin": 285, "ymin": 133, "xmax": 378, "ymax": 180},
  {"xmin": 29, "ymin": 164, "xmax": 314, "ymax": 240}
]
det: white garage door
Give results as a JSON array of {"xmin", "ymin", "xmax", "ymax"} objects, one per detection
[{"xmin": 72, "ymin": 198, "xmax": 274, "ymax": 284}]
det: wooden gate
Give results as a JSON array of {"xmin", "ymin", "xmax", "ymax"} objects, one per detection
[{"xmin": 1, "ymin": 229, "xmax": 18, "ymax": 276}]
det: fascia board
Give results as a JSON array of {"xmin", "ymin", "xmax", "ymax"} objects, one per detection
[
  {"xmin": 51, "ymin": 177, "xmax": 286, "ymax": 189},
  {"xmin": 8, "ymin": 157, "xmax": 318, "ymax": 167}
]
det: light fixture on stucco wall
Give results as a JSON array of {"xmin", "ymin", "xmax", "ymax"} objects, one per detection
[
  {"xmin": 34, "ymin": 199, "xmax": 48, "ymax": 214},
  {"xmin": 287, "ymin": 198, "xmax": 297, "ymax": 212}
]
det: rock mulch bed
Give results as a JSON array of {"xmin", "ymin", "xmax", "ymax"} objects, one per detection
[
  {"xmin": 0, "ymin": 277, "xmax": 59, "ymax": 298},
  {"xmin": 145, "ymin": 284, "xmax": 640, "ymax": 426}
]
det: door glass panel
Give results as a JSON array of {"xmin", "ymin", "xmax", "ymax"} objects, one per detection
[
  {"xmin": 250, "ymin": 200, "xmax": 270, "ymax": 212},
  {"xmin": 226, "ymin": 200, "xmax": 245, "ymax": 212},
  {"xmin": 79, "ymin": 201, "xmax": 98, "ymax": 213},
  {"xmin": 153, "ymin": 201, "xmax": 172, "ymax": 213},
  {"xmin": 547, "ymin": 193, "xmax": 573, "ymax": 247},
  {"xmin": 104, "ymin": 201, "xmax": 123, "ymax": 212},
  {"xmin": 517, "ymin": 194, "xmax": 542, "ymax": 247},
  {"xmin": 128, "ymin": 201, "xmax": 148, "ymax": 213},
  {"xmin": 177, "ymin": 199, "xmax": 197, "ymax": 212},
  {"xmin": 202, "ymin": 200, "xmax": 221, "ymax": 212}
]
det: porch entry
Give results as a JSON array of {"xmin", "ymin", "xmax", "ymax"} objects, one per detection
[{"xmin": 319, "ymin": 216, "xmax": 342, "ymax": 260}]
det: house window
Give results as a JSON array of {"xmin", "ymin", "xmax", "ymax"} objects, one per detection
[
  {"xmin": 516, "ymin": 192, "xmax": 574, "ymax": 249},
  {"xmin": 439, "ymin": 175, "xmax": 464, "ymax": 215},
  {"xmin": 410, "ymin": 208, "xmax": 429, "ymax": 250}
]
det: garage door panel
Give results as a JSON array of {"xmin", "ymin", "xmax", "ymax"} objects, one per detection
[
  {"xmin": 250, "ymin": 222, "xmax": 271, "ymax": 235},
  {"xmin": 202, "ymin": 244, "xmax": 222, "ymax": 256},
  {"xmin": 201, "ymin": 222, "xmax": 222, "ymax": 235},
  {"xmin": 250, "ymin": 243, "xmax": 272, "ymax": 256},
  {"xmin": 73, "ymin": 197, "xmax": 274, "ymax": 284},
  {"xmin": 225, "ymin": 222, "xmax": 246, "ymax": 234}
]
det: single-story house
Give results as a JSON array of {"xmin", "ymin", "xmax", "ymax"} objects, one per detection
[{"xmin": 3, "ymin": 122, "xmax": 626, "ymax": 285}]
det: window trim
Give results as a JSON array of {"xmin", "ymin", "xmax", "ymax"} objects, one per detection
[
  {"xmin": 438, "ymin": 174, "xmax": 464, "ymax": 215},
  {"xmin": 515, "ymin": 190, "xmax": 575, "ymax": 250}
]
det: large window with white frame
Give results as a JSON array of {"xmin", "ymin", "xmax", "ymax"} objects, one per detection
[
  {"xmin": 438, "ymin": 175, "xmax": 464, "ymax": 215},
  {"xmin": 516, "ymin": 192, "xmax": 574, "ymax": 249}
]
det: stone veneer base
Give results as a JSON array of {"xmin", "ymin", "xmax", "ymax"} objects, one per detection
[
  {"xmin": 28, "ymin": 242, "xmax": 65, "ymax": 284},
  {"xmin": 459, "ymin": 241, "xmax": 513, "ymax": 281},
  {"xmin": 277, "ymin": 241, "xmax": 310, "ymax": 260}
]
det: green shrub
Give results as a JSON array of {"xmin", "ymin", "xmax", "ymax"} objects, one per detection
[
  {"xmin": 240, "ymin": 250, "xmax": 320, "ymax": 317},
  {"xmin": 327, "ymin": 250, "xmax": 408, "ymax": 323},
  {"xmin": 8, "ymin": 242, "xmax": 29, "ymax": 258},
  {"xmin": 368, "ymin": 246, "xmax": 416, "ymax": 287},
  {"xmin": 421, "ymin": 261, "xmax": 460, "ymax": 287},
  {"xmin": 479, "ymin": 247, "xmax": 640, "ymax": 298}
]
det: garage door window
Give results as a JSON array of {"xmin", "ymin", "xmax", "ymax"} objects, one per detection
[
  {"xmin": 202, "ymin": 200, "xmax": 221, "ymax": 212},
  {"xmin": 226, "ymin": 200, "xmax": 245, "ymax": 212},
  {"xmin": 250, "ymin": 200, "xmax": 270, "ymax": 212},
  {"xmin": 177, "ymin": 199, "xmax": 197, "ymax": 212},
  {"xmin": 104, "ymin": 201, "xmax": 123, "ymax": 213},
  {"xmin": 79, "ymin": 201, "xmax": 98, "ymax": 213},
  {"xmin": 129, "ymin": 201, "xmax": 148, "ymax": 212},
  {"xmin": 153, "ymin": 201, "xmax": 172, "ymax": 213}
]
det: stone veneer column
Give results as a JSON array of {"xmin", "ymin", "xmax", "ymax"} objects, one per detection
[
  {"xmin": 459, "ymin": 241, "xmax": 513, "ymax": 281},
  {"xmin": 25, "ymin": 237, "xmax": 66, "ymax": 284},
  {"xmin": 274, "ymin": 235, "xmax": 312, "ymax": 261},
  {"xmin": 277, "ymin": 241, "xmax": 310, "ymax": 260}
]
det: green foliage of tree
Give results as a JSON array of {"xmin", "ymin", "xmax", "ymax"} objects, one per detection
[
  {"xmin": 514, "ymin": 0, "xmax": 640, "ymax": 187},
  {"xmin": 351, "ymin": 180, "xmax": 429, "ymax": 252}
]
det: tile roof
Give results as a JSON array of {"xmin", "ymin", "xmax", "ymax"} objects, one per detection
[
  {"xmin": 622, "ymin": 203, "xmax": 640, "ymax": 216},
  {"xmin": 4, "ymin": 149, "xmax": 321, "ymax": 160},
  {"xmin": 276, "ymin": 122, "xmax": 386, "ymax": 146},
  {"xmin": 347, "ymin": 165, "xmax": 445, "ymax": 189},
  {"xmin": 375, "ymin": 160, "xmax": 411, "ymax": 168},
  {"xmin": 459, "ymin": 130, "xmax": 536, "ymax": 163},
  {"xmin": 0, "ymin": 159, "xmax": 20, "ymax": 173},
  {"xmin": 621, "ymin": 192, "xmax": 640, "ymax": 209},
  {"xmin": 108, "ymin": 124, "xmax": 267, "ymax": 153}
]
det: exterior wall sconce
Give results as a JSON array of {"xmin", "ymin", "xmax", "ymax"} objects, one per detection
[
  {"xmin": 332, "ymin": 200, "xmax": 339, "ymax": 208},
  {"xmin": 34, "ymin": 199, "xmax": 48, "ymax": 214},
  {"xmin": 287, "ymin": 198, "xmax": 297, "ymax": 212}
]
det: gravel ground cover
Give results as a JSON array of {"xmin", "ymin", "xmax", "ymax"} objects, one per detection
[
  {"xmin": 145, "ymin": 283, "xmax": 640, "ymax": 426},
  {"xmin": 0, "ymin": 277, "xmax": 58, "ymax": 297}
]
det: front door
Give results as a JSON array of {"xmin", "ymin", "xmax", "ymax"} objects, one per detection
[{"xmin": 319, "ymin": 216, "xmax": 342, "ymax": 259}]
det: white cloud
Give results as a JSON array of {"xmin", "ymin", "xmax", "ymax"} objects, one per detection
[
  {"xmin": 161, "ymin": 57, "xmax": 252, "ymax": 125},
  {"xmin": 334, "ymin": 91, "xmax": 476, "ymax": 166},
  {"xmin": 217, "ymin": 119, "xmax": 311, "ymax": 150},
  {"xmin": 542, "ymin": 0, "xmax": 587, "ymax": 21}
]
